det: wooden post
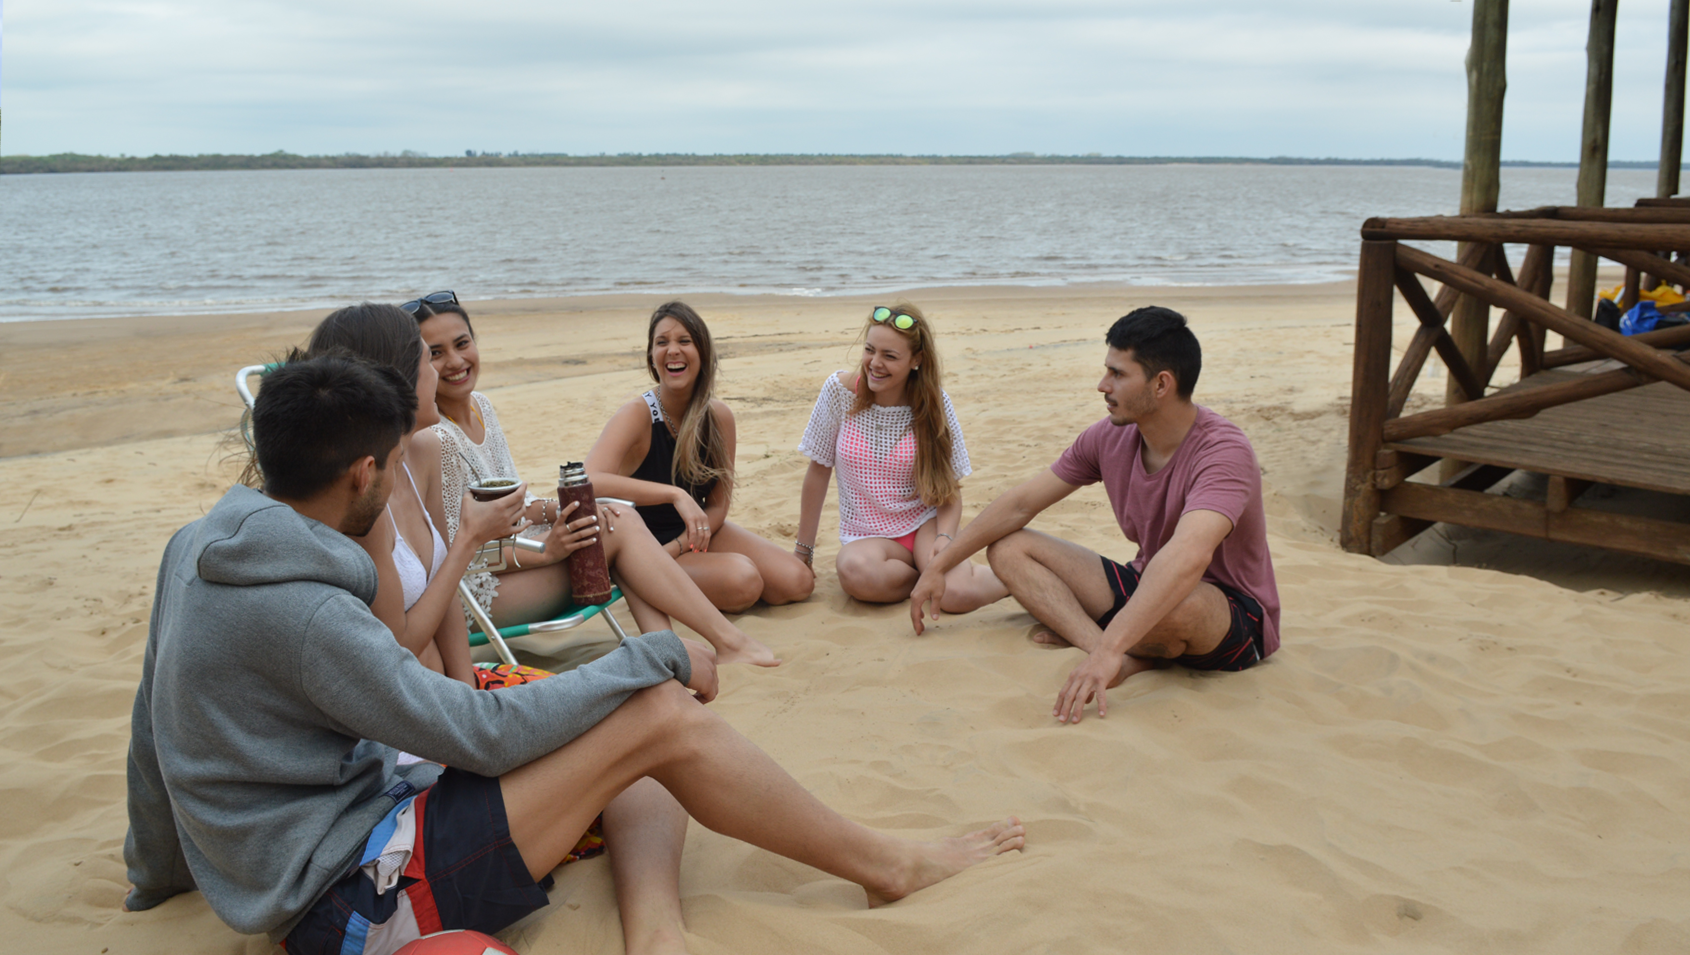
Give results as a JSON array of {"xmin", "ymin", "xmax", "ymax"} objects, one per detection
[
  {"xmin": 1343, "ymin": 240, "xmax": 1397, "ymax": 555},
  {"xmin": 1449, "ymin": 0, "xmax": 1509, "ymax": 478},
  {"xmin": 1567, "ymin": 0, "xmax": 1620, "ymax": 320},
  {"xmin": 1660, "ymin": 0, "xmax": 1689, "ymax": 199}
]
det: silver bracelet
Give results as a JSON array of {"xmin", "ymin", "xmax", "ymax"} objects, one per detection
[
  {"xmin": 794, "ymin": 541, "xmax": 815, "ymax": 555},
  {"xmin": 936, "ymin": 532, "xmax": 954, "ymax": 541}
]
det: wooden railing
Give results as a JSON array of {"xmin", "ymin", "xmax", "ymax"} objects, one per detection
[{"xmin": 1341, "ymin": 205, "xmax": 1690, "ymax": 560}]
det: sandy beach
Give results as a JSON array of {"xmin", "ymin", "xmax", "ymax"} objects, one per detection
[{"xmin": 2, "ymin": 282, "xmax": 1688, "ymax": 954}]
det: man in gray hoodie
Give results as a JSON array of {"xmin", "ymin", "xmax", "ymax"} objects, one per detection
[{"xmin": 126, "ymin": 354, "xmax": 1022, "ymax": 954}]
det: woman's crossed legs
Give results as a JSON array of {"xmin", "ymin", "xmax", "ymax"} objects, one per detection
[{"xmin": 834, "ymin": 519, "xmax": 1008, "ymax": 611}]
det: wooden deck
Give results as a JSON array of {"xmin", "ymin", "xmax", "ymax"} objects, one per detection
[
  {"xmin": 1391, "ymin": 370, "xmax": 1690, "ymax": 495},
  {"xmin": 1342, "ymin": 209, "xmax": 1690, "ymax": 567}
]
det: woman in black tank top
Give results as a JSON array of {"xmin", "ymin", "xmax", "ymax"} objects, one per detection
[
  {"xmin": 627, "ymin": 389, "xmax": 717, "ymax": 545},
  {"xmin": 586, "ymin": 301, "xmax": 815, "ymax": 613}
]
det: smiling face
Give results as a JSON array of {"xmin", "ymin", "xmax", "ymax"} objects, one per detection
[
  {"xmin": 1098, "ymin": 346, "xmax": 1161, "ymax": 426},
  {"xmin": 420, "ymin": 312, "xmax": 479, "ymax": 403},
  {"xmin": 861, "ymin": 324, "xmax": 920, "ymax": 404},
  {"xmin": 649, "ymin": 316, "xmax": 702, "ymax": 397}
]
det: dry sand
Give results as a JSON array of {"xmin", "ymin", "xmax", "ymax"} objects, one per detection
[{"xmin": 2, "ymin": 283, "xmax": 1688, "ymax": 954}]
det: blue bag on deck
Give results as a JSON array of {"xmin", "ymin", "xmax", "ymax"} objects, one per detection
[{"xmin": 1620, "ymin": 300, "xmax": 1665, "ymax": 336}]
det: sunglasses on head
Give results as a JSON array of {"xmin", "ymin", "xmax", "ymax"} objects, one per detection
[
  {"xmin": 400, "ymin": 290, "xmax": 459, "ymax": 315},
  {"xmin": 871, "ymin": 306, "xmax": 916, "ymax": 330}
]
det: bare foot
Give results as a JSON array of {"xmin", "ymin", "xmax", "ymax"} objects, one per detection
[
  {"xmin": 866, "ymin": 817, "xmax": 1026, "ymax": 906},
  {"xmin": 1027, "ymin": 625, "xmax": 1072, "ymax": 648},
  {"xmin": 714, "ymin": 632, "xmax": 781, "ymax": 667}
]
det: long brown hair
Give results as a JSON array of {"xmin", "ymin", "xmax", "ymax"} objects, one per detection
[
  {"xmin": 850, "ymin": 303, "xmax": 959, "ymax": 506},
  {"xmin": 646, "ymin": 301, "xmax": 732, "ymax": 490},
  {"xmin": 237, "ymin": 302, "xmax": 423, "ymax": 489}
]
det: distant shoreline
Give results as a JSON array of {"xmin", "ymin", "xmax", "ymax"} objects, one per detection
[{"xmin": 0, "ymin": 151, "xmax": 1664, "ymax": 175}]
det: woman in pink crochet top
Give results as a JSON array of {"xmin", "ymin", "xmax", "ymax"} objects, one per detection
[{"xmin": 795, "ymin": 304, "xmax": 1007, "ymax": 611}]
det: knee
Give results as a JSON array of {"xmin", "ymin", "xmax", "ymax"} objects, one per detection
[
  {"xmin": 762, "ymin": 558, "xmax": 815, "ymax": 605},
  {"xmin": 603, "ymin": 507, "xmax": 655, "ymax": 551},
  {"xmin": 717, "ymin": 555, "xmax": 762, "ymax": 613},
  {"xmin": 985, "ymin": 531, "xmax": 1032, "ymax": 574},
  {"xmin": 834, "ymin": 551, "xmax": 876, "ymax": 599},
  {"xmin": 622, "ymin": 679, "xmax": 715, "ymax": 735}
]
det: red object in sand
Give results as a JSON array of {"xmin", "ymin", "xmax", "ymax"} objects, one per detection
[{"xmin": 392, "ymin": 929, "xmax": 519, "ymax": 955}]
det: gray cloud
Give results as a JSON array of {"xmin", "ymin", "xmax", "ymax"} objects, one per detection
[{"xmin": 3, "ymin": 0, "xmax": 1684, "ymax": 160}]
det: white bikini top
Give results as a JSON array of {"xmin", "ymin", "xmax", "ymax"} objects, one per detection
[{"xmin": 389, "ymin": 463, "xmax": 448, "ymax": 611}]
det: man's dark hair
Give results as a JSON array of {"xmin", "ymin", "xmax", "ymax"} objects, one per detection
[
  {"xmin": 1104, "ymin": 306, "xmax": 1201, "ymax": 399},
  {"xmin": 252, "ymin": 355, "xmax": 415, "ymax": 500}
]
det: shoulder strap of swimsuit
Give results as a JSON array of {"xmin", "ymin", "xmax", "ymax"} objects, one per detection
[{"xmin": 641, "ymin": 390, "xmax": 665, "ymax": 425}]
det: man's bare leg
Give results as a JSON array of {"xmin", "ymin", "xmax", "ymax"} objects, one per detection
[
  {"xmin": 988, "ymin": 529, "xmax": 1237, "ymax": 684},
  {"xmin": 603, "ymin": 778, "xmax": 689, "ymax": 955},
  {"xmin": 501, "ymin": 682, "xmax": 1023, "ymax": 904},
  {"xmin": 986, "ymin": 530, "xmax": 1117, "ymax": 652}
]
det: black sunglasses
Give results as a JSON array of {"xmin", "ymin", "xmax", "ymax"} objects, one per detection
[{"xmin": 400, "ymin": 290, "xmax": 459, "ymax": 315}]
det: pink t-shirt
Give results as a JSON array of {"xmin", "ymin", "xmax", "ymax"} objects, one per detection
[{"xmin": 1050, "ymin": 407, "xmax": 1280, "ymax": 656}]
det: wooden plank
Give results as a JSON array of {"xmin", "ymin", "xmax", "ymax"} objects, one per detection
[
  {"xmin": 1568, "ymin": 0, "xmax": 1620, "ymax": 318},
  {"xmin": 1431, "ymin": 239, "xmax": 1498, "ymax": 318},
  {"xmin": 1636, "ymin": 197, "xmax": 1690, "ymax": 207},
  {"xmin": 1547, "ymin": 476, "xmax": 1593, "ymax": 513},
  {"xmin": 1548, "ymin": 206, "xmax": 1690, "ymax": 222},
  {"xmin": 1383, "ymin": 365, "xmax": 1649, "ymax": 442},
  {"xmin": 1386, "ymin": 325, "xmax": 1440, "ymax": 420},
  {"xmin": 1343, "ymin": 239, "xmax": 1398, "ymax": 554},
  {"xmin": 1487, "ymin": 242, "xmax": 1554, "ymax": 380},
  {"xmin": 1483, "ymin": 310, "xmax": 1521, "ymax": 383},
  {"xmin": 1394, "ymin": 267, "xmax": 1486, "ymax": 402},
  {"xmin": 1661, "ymin": 0, "xmax": 1689, "ymax": 199},
  {"xmin": 1371, "ymin": 513, "xmax": 1430, "ymax": 555},
  {"xmin": 1363, "ymin": 217, "xmax": 1690, "ymax": 250},
  {"xmin": 1622, "ymin": 266, "xmax": 1642, "ymax": 310},
  {"xmin": 1396, "ymin": 243, "xmax": 1690, "ymax": 391},
  {"xmin": 1374, "ymin": 450, "xmax": 1439, "ymax": 490},
  {"xmin": 1542, "ymin": 323, "xmax": 1690, "ymax": 368},
  {"xmin": 1391, "ymin": 378, "xmax": 1690, "ymax": 494},
  {"xmin": 1385, "ymin": 228, "xmax": 1499, "ymax": 417},
  {"xmin": 1590, "ymin": 247, "xmax": 1690, "ymax": 288},
  {"xmin": 1381, "ymin": 482, "xmax": 1690, "ymax": 564},
  {"xmin": 1522, "ymin": 243, "xmax": 1554, "ymax": 375},
  {"xmin": 1368, "ymin": 462, "xmax": 1512, "ymax": 553}
]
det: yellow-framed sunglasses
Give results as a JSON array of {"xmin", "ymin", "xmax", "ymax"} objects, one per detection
[{"xmin": 871, "ymin": 306, "xmax": 916, "ymax": 330}]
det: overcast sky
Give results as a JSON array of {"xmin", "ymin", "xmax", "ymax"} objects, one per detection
[{"xmin": 3, "ymin": 1, "xmax": 1687, "ymax": 160}]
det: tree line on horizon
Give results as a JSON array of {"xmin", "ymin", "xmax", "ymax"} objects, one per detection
[{"xmin": 0, "ymin": 150, "xmax": 1657, "ymax": 175}]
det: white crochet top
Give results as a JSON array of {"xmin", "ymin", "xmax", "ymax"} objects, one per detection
[
  {"xmin": 431, "ymin": 392, "xmax": 545, "ymax": 620},
  {"xmin": 797, "ymin": 373, "xmax": 971, "ymax": 543}
]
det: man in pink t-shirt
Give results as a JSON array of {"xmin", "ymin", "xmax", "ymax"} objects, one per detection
[{"xmin": 910, "ymin": 306, "xmax": 1279, "ymax": 724}]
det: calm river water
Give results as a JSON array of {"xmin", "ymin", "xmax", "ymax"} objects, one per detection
[{"xmin": 0, "ymin": 163, "xmax": 1662, "ymax": 322}]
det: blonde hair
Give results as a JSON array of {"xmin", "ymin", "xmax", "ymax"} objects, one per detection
[
  {"xmin": 646, "ymin": 301, "xmax": 732, "ymax": 491},
  {"xmin": 850, "ymin": 303, "xmax": 959, "ymax": 506}
]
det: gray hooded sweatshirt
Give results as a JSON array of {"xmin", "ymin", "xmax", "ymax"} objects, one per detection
[{"xmin": 124, "ymin": 485, "xmax": 691, "ymax": 940}]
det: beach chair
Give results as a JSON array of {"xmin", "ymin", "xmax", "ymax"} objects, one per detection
[{"xmin": 237, "ymin": 364, "xmax": 631, "ymax": 668}]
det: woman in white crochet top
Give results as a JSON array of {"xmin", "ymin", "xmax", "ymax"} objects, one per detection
[
  {"xmin": 796, "ymin": 304, "xmax": 1007, "ymax": 611},
  {"xmin": 411, "ymin": 293, "xmax": 780, "ymax": 667}
]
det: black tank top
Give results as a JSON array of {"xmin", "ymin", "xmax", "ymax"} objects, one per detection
[{"xmin": 631, "ymin": 391, "xmax": 717, "ymax": 545}]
